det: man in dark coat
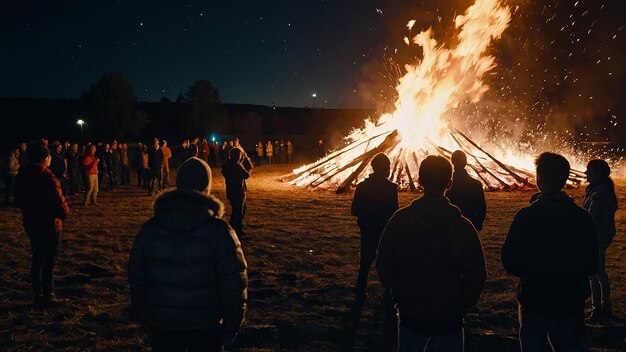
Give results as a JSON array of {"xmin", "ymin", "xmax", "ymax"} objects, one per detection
[
  {"xmin": 128, "ymin": 157, "xmax": 248, "ymax": 351},
  {"xmin": 502, "ymin": 152, "xmax": 598, "ymax": 351},
  {"xmin": 351, "ymin": 153, "xmax": 398, "ymax": 299},
  {"xmin": 14, "ymin": 144, "xmax": 70, "ymax": 307},
  {"xmin": 445, "ymin": 150, "xmax": 486, "ymax": 231},
  {"xmin": 377, "ymin": 155, "xmax": 486, "ymax": 350},
  {"xmin": 221, "ymin": 148, "xmax": 252, "ymax": 237}
]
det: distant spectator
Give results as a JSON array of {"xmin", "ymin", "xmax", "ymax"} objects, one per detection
[
  {"xmin": 14, "ymin": 144, "xmax": 70, "ymax": 307},
  {"xmin": 188, "ymin": 138, "xmax": 199, "ymax": 158},
  {"xmin": 287, "ymin": 140, "xmax": 293, "ymax": 163},
  {"xmin": 135, "ymin": 142, "xmax": 144, "ymax": 187},
  {"xmin": 18, "ymin": 142, "xmax": 28, "ymax": 166},
  {"xmin": 129, "ymin": 157, "xmax": 247, "ymax": 352},
  {"xmin": 502, "ymin": 152, "xmax": 598, "ymax": 350},
  {"xmin": 120, "ymin": 143, "xmax": 130, "ymax": 186},
  {"xmin": 265, "ymin": 140, "xmax": 273, "ymax": 164},
  {"xmin": 317, "ymin": 139, "xmax": 325, "ymax": 159},
  {"xmin": 66, "ymin": 143, "xmax": 81, "ymax": 195},
  {"xmin": 255, "ymin": 141, "xmax": 264, "ymax": 166},
  {"xmin": 82, "ymin": 145, "xmax": 100, "ymax": 206},
  {"xmin": 49, "ymin": 141, "xmax": 67, "ymax": 196},
  {"xmin": 201, "ymin": 138, "xmax": 210, "ymax": 163},
  {"xmin": 377, "ymin": 155, "xmax": 486, "ymax": 351},
  {"xmin": 161, "ymin": 140, "xmax": 172, "ymax": 188},
  {"xmin": 148, "ymin": 140, "xmax": 164, "ymax": 195},
  {"xmin": 446, "ymin": 150, "xmax": 487, "ymax": 231},
  {"xmin": 4, "ymin": 146, "xmax": 20, "ymax": 204}
]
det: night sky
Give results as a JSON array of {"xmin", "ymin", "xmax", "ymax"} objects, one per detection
[{"xmin": 1, "ymin": 0, "xmax": 624, "ymax": 121}]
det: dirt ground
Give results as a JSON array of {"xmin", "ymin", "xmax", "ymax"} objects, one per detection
[{"xmin": 1, "ymin": 164, "xmax": 625, "ymax": 351}]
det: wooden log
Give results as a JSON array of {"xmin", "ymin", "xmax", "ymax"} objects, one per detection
[
  {"xmin": 280, "ymin": 130, "xmax": 394, "ymax": 182},
  {"xmin": 447, "ymin": 131, "xmax": 511, "ymax": 190},
  {"xmin": 335, "ymin": 130, "xmax": 400, "ymax": 194},
  {"xmin": 404, "ymin": 155, "xmax": 417, "ymax": 192},
  {"xmin": 452, "ymin": 129, "xmax": 529, "ymax": 186}
]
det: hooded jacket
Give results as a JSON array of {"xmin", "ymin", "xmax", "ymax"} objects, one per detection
[
  {"xmin": 14, "ymin": 162, "xmax": 69, "ymax": 233},
  {"xmin": 376, "ymin": 193, "xmax": 486, "ymax": 331},
  {"xmin": 583, "ymin": 183, "xmax": 617, "ymax": 245},
  {"xmin": 502, "ymin": 192, "xmax": 598, "ymax": 316},
  {"xmin": 128, "ymin": 189, "xmax": 248, "ymax": 333}
]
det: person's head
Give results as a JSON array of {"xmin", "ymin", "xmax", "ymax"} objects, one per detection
[
  {"xmin": 105, "ymin": 143, "xmax": 110, "ymax": 151},
  {"xmin": 138, "ymin": 142, "xmax": 143, "ymax": 148},
  {"xmin": 71, "ymin": 143, "xmax": 78, "ymax": 152},
  {"xmin": 229, "ymin": 147, "xmax": 242, "ymax": 162},
  {"xmin": 370, "ymin": 153, "xmax": 391, "ymax": 178},
  {"xmin": 28, "ymin": 144, "xmax": 51, "ymax": 167},
  {"xmin": 88, "ymin": 145, "xmax": 96, "ymax": 156},
  {"xmin": 162, "ymin": 140, "xmax": 167, "ymax": 147},
  {"xmin": 418, "ymin": 155, "xmax": 453, "ymax": 193},
  {"xmin": 585, "ymin": 159, "xmax": 611, "ymax": 184},
  {"xmin": 20, "ymin": 142, "xmax": 27, "ymax": 151},
  {"xmin": 123, "ymin": 143, "xmax": 128, "ymax": 150},
  {"xmin": 51, "ymin": 141, "xmax": 62, "ymax": 153},
  {"xmin": 154, "ymin": 139, "xmax": 160, "ymax": 149},
  {"xmin": 535, "ymin": 152, "xmax": 570, "ymax": 192},
  {"xmin": 451, "ymin": 150, "xmax": 467, "ymax": 170},
  {"xmin": 176, "ymin": 157, "xmax": 212, "ymax": 194},
  {"xmin": 112, "ymin": 140, "xmax": 118, "ymax": 149}
]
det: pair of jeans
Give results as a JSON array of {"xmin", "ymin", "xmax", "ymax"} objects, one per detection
[
  {"xmin": 148, "ymin": 167, "xmax": 163, "ymax": 193},
  {"xmin": 28, "ymin": 232, "xmax": 60, "ymax": 295},
  {"xmin": 355, "ymin": 232, "xmax": 381, "ymax": 295},
  {"xmin": 590, "ymin": 243, "xmax": 612, "ymax": 314},
  {"xmin": 83, "ymin": 174, "xmax": 99, "ymax": 204},
  {"xmin": 518, "ymin": 306, "xmax": 587, "ymax": 351},
  {"xmin": 150, "ymin": 327, "xmax": 222, "ymax": 352},
  {"xmin": 228, "ymin": 194, "xmax": 245, "ymax": 236},
  {"xmin": 398, "ymin": 323, "xmax": 464, "ymax": 351}
]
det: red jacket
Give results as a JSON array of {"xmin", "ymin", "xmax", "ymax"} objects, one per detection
[
  {"xmin": 14, "ymin": 163, "xmax": 70, "ymax": 233},
  {"xmin": 83, "ymin": 154, "xmax": 99, "ymax": 175}
]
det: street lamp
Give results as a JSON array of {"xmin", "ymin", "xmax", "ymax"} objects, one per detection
[
  {"xmin": 77, "ymin": 119, "xmax": 85, "ymax": 140},
  {"xmin": 311, "ymin": 93, "xmax": 317, "ymax": 108}
]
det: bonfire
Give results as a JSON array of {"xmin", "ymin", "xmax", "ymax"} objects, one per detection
[{"xmin": 283, "ymin": 0, "xmax": 590, "ymax": 193}]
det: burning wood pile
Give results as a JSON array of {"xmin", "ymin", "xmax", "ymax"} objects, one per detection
[{"xmin": 282, "ymin": 0, "xmax": 588, "ymax": 193}]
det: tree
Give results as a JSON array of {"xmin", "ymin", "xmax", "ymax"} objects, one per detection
[
  {"xmin": 180, "ymin": 80, "xmax": 227, "ymax": 137},
  {"xmin": 80, "ymin": 73, "xmax": 149, "ymax": 139}
]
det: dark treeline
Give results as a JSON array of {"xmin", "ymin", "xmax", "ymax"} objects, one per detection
[{"xmin": 0, "ymin": 97, "xmax": 374, "ymax": 152}]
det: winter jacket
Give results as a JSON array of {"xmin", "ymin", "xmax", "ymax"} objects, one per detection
[
  {"xmin": 351, "ymin": 173, "xmax": 398, "ymax": 237},
  {"xmin": 583, "ymin": 183, "xmax": 617, "ymax": 245},
  {"xmin": 221, "ymin": 160, "xmax": 251, "ymax": 200},
  {"xmin": 376, "ymin": 193, "xmax": 486, "ymax": 331},
  {"xmin": 14, "ymin": 163, "xmax": 70, "ymax": 233},
  {"xmin": 49, "ymin": 151, "xmax": 65, "ymax": 180},
  {"xmin": 502, "ymin": 191, "xmax": 598, "ymax": 316},
  {"xmin": 128, "ymin": 189, "xmax": 248, "ymax": 334},
  {"xmin": 445, "ymin": 169, "xmax": 486, "ymax": 231}
]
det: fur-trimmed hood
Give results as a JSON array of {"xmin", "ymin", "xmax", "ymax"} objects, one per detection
[{"xmin": 153, "ymin": 188, "xmax": 225, "ymax": 232}]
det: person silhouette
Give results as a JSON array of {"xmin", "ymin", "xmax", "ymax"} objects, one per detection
[
  {"xmin": 351, "ymin": 153, "xmax": 398, "ymax": 300},
  {"xmin": 502, "ymin": 152, "xmax": 598, "ymax": 350},
  {"xmin": 445, "ymin": 150, "xmax": 486, "ymax": 231},
  {"xmin": 377, "ymin": 155, "xmax": 486, "ymax": 351},
  {"xmin": 583, "ymin": 159, "xmax": 618, "ymax": 323},
  {"xmin": 129, "ymin": 157, "xmax": 248, "ymax": 351}
]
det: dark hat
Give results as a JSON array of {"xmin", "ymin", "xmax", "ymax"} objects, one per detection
[
  {"xmin": 27, "ymin": 144, "xmax": 50, "ymax": 163},
  {"xmin": 176, "ymin": 157, "xmax": 212, "ymax": 193}
]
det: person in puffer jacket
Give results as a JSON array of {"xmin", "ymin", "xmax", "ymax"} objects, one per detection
[
  {"xmin": 128, "ymin": 157, "xmax": 248, "ymax": 351},
  {"xmin": 377, "ymin": 155, "xmax": 486, "ymax": 351},
  {"xmin": 502, "ymin": 152, "xmax": 598, "ymax": 351}
]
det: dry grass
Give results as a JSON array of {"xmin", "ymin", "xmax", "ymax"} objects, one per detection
[{"xmin": 1, "ymin": 164, "xmax": 625, "ymax": 351}]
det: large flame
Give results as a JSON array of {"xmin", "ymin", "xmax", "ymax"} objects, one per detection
[{"xmin": 288, "ymin": 0, "xmax": 609, "ymax": 191}]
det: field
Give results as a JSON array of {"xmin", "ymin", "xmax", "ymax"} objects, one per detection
[{"xmin": 1, "ymin": 164, "xmax": 625, "ymax": 351}]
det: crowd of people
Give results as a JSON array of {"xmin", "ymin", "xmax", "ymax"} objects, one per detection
[{"xmin": 5, "ymin": 136, "xmax": 619, "ymax": 351}]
